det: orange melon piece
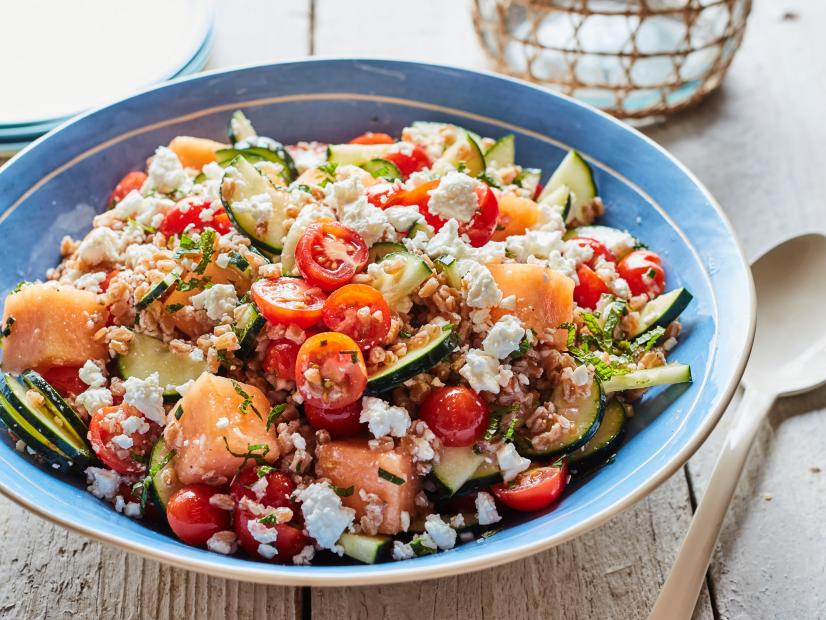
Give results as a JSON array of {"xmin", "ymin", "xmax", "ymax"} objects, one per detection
[
  {"xmin": 165, "ymin": 373, "xmax": 279, "ymax": 485},
  {"xmin": 167, "ymin": 136, "xmax": 228, "ymax": 170},
  {"xmin": 1, "ymin": 283, "xmax": 107, "ymax": 372},
  {"xmin": 491, "ymin": 194, "xmax": 541, "ymax": 241},
  {"xmin": 489, "ymin": 263, "xmax": 574, "ymax": 333},
  {"xmin": 315, "ymin": 439, "xmax": 420, "ymax": 535}
]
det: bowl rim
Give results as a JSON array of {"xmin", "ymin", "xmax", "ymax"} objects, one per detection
[{"xmin": 0, "ymin": 57, "xmax": 755, "ymax": 587}]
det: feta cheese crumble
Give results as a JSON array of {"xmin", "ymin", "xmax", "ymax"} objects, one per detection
[
  {"xmin": 145, "ymin": 146, "xmax": 188, "ymax": 194},
  {"xmin": 384, "ymin": 205, "xmax": 424, "ymax": 231},
  {"xmin": 426, "ymin": 171, "xmax": 479, "ymax": 222},
  {"xmin": 122, "ymin": 373, "xmax": 165, "ymax": 425},
  {"xmin": 233, "ymin": 193, "xmax": 273, "ymax": 226},
  {"xmin": 79, "ymin": 360, "xmax": 106, "ymax": 388},
  {"xmin": 191, "ymin": 284, "xmax": 239, "ymax": 321},
  {"xmin": 359, "ymin": 396, "xmax": 411, "ymax": 438},
  {"xmin": 296, "ymin": 483, "xmax": 355, "ymax": 553},
  {"xmin": 424, "ymin": 514, "xmax": 457, "ymax": 550},
  {"xmin": 77, "ymin": 227, "xmax": 120, "ymax": 266},
  {"xmin": 496, "ymin": 443, "xmax": 531, "ymax": 482},
  {"xmin": 75, "ymin": 387, "xmax": 113, "ymax": 416},
  {"xmin": 482, "ymin": 315, "xmax": 526, "ymax": 359},
  {"xmin": 459, "ymin": 349, "xmax": 511, "ymax": 394},
  {"xmin": 475, "ymin": 491, "xmax": 502, "ymax": 525},
  {"xmin": 460, "ymin": 261, "xmax": 502, "ymax": 309},
  {"xmin": 85, "ymin": 467, "xmax": 121, "ymax": 500}
]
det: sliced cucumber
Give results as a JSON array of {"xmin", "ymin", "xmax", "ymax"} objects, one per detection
[
  {"xmin": 217, "ymin": 146, "xmax": 297, "ymax": 183},
  {"xmin": 432, "ymin": 132, "xmax": 486, "ymax": 177},
  {"xmin": 148, "ymin": 436, "xmax": 183, "ymax": 512},
  {"xmin": 368, "ymin": 241, "xmax": 406, "ymax": 263},
  {"xmin": 366, "ymin": 325, "xmax": 458, "ymax": 395},
  {"xmin": 630, "ymin": 288, "xmax": 693, "ymax": 338},
  {"xmin": 368, "ymin": 251, "xmax": 432, "ymax": 310},
  {"xmin": 21, "ymin": 370, "xmax": 87, "ymax": 438},
  {"xmin": 485, "ymin": 134, "xmax": 515, "ymax": 168},
  {"xmin": 432, "ymin": 446, "xmax": 485, "ymax": 496},
  {"xmin": 361, "ymin": 158, "xmax": 402, "ymax": 181},
  {"xmin": 538, "ymin": 184, "xmax": 571, "ymax": 221},
  {"xmin": 518, "ymin": 376, "xmax": 605, "ymax": 457},
  {"xmin": 338, "ymin": 533, "xmax": 392, "ymax": 564},
  {"xmin": 228, "ymin": 110, "xmax": 257, "ymax": 143},
  {"xmin": 569, "ymin": 398, "xmax": 626, "ymax": 464},
  {"xmin": 460, "ymin": 458, "xmax": 502, "ymax": 493},
  {"xmin": 233, "ymin": 302, "xmax": 267, "ymax": 359},
  {"xmin": 564, "ymin": 225, "xmax": 639, "ymax": 260},
  {"xmin": 538, "ymin": 150, "xmax": 596, "ymax": 223},
  {"xmin": 221, "ymin": 156, "xmax": 292, "ymax": 253},
  {"xmin": 327, "ymin": 143, "xmax": 395, "ymax": 166},
  {"xmin": 434, "ymin": 255, "xmax": 462, "ymax": 289},
  {"xmin": 0, "ymin": 373, "xmax": 92, "ymax": 468},
  {"xmin": 515, "ymin": 167, "xmax": 542, "ymax": 196},
  {"xmin": 117, "ymin": 332, "xmax": 208, "ymax": 398},
  {"xmin": 136, "ymin": 268, "xmax": 181, "ymax": 310},
  {"xmin": 406, "ymin": 220, "xmax": 432, "ymax": 240},
  {"xmin": 602, "ymin": 363, "xmax": 691, "ymax": 393}
]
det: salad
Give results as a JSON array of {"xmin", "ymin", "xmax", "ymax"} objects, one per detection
[{"xmin": 0, "ymin": 112, "xmax": 692, "ymax": 565}]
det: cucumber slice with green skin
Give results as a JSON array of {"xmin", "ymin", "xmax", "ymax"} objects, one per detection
[
  {"xmin": 432, "ymin": 446, "xmax": 485, "ymax": 496},
  {"xmin": 515, "ymin": 167, "xmax": 542, "ymax": 196},
  {"xmin": 517, "ymin": 376, "xmax": 605, "ymax": 457},
  {"xmin": 485, "ymin": 134, "xmax": 515, "ymax": 168},
  {"xmin": 537, "ymin": 150, "xmax": 596, "ymax": 223},
  {"xmin": 602, "ymin": 363, "xmax": 691, "ymax": 393},
  {"xmin": 368, "ymin": 241, "xmax": 406, "ymax": 263},
  {"xmin": 406, "ymin": 221, "xmax": 432, "ymax": 240},
  {"xmin": 459, "ymin": 458, "xmax": 502, "ymax": 494},
  {"xmin": 569, "ymin": 398, "xmax": 626, "ymax": 465},
  {"xmin": 117, "ymin": 332, "xmax": 208, "ymax": 399},
  {"xmin": 564, "ymin": 225, "xmax": 639, "ymax": 260},
  {"xmin": 326, "ymin": 143, "xmax": 395, "ymax": 166},
  {"xmin": 221, "ymin": 156, "xmax": 292, "ymax": 253},
  {"xmin": 538, "ymin": 184, "xmax": 571, "ymax": 222},
  {"xmin": 228, "ymin": 110, "xmax": 257, "ymax": 143},
  {"xmin": 0, "ymin": 373, "xmax": 92, "ymax": 467},
  {"xmin": 368, "ymin": 251, "xmax": 433, "ymax": 310},
  {"xmin": 148, "ymin": 436, "xmax": 183, "ymax": 512},
  {"xmin": 431, "ymin": 132, "xmax": 486, "ymax": 177},
  {"xmin": 135, "ymin": 268, "xmax": 181, "ymax": 310},
  {"xmin": 365, "ymin": 325, "xmax": 458, "ymax": 395},
  {"xmin": 361, "ymin": 158, "xmax": 402, "ymax": 180},
  {"xmin": 338, "ymin": 533, "xmax": 392, "ymax": 564},
  {"xmin": 233, "ymin": 302, "xmax": 267, "ymax": 359},
  {"xmin": 217, "ymin": 146, "xmax": 297, "ymax": 183},
  {"xmin": 629, "ymin": 288, "xmax": 693, "ymax": 338},
  {"xmin": 21, "ymin": 370, "xmax": 87, "ymax": 438},
  {"xmin": 433, "ymin": 255, "xmax": 462, "ymax": 289}
]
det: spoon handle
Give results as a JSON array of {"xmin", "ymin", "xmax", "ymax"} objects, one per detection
[{"xmin": 649, "ymin": 386, "xmax": 775, "ymax": 620}]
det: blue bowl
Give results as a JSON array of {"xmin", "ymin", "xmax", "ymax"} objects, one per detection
[{"xmin": 0, "ymin": 59, "xmax": 754, "ymax": 585}]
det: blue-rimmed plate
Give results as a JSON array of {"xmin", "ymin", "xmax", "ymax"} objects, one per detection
[{"xmin": 0, "ymin": 59, "xmax": 754, "ymax": 586}]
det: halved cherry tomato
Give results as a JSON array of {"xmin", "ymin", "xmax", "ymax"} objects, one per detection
[
  {"xmin": 230, "ymin": 465, "xmax": 297, "ymax": 510},
  {"xmin": 304, "ymin": 401, "xmax": 364, "ymax": 438},
  {"xmin": 100, "ymin": 269, "xmax": 120, "ymax": 294},
  {"xmin": 263, "ymin": 338, "xmax": 301, "ymax": 379},
  {"xmin": 295, "ymin": 222, "xmax": 369, "ymax": 291},
  {"xmin": 37, "ymin": 365, "xmax": 86, "ymax": 398},
  {"xmin": 252, "ymin": 278, "xmax": 326, "ymax": 329},
  {"xmin": 322, "ymin": 284, "xmax": 391, "ymax": 350},
  {"xmin": 108, "ymin": 171, "xmax": 147, "ymax": 206},
  {"xmin": 569, "ymin": 237, "xmax": 615, "ymax": 267},
  {"xmin": 234, "ymin": 507, "xmax": 309, "ymax": 562},
  {"xmin": 349, "ymin": 132, "xmax": 395, "ymax": 145},
  {"xmin": 418, "ymin": 386, "xmax": 488, "ymax": 447},
  {"xmin": 88, "ymin": 405, "xmax": 160, "ymax": 475},
  {"xmin": 384, "ymin": 145, "xmax": 431, "ymax": 177},
  {"xmin": 573, "ymin": 264, "xmax": 611, "ymax": 309},
  {"xmin": 158, "ymin": 196, "xmax": 232, "ymax": 236},
  {"xmin": 617, "ymin": 249, "xmax": 665, "ymax": 297},
  {"xmin": 166, "ymin": 484, "xmax": 232, "ymax": 546},
  {"xmin": 295, "ymin": 332, "xmax": 367, "ymax": 409},
  {"xmin": 492, "ymin": 461, "xmax": 568, "ymax": 512}
]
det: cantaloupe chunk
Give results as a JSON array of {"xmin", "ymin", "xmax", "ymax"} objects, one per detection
[
  {"xmin": 1, "ymin": 283, "xmax": 107, "ymax": 372},
  {"xmin": 167, "ymin": 136, "xmax": 228, "ymax": 170},
  {"xmin": 491, "ymin": 194, "xmax": 541, "ymax": 241},
  {"xmin": 165, "ymin": 373, "xmax": 279, "ymax": 485},
  {"xmin": 489, "ymin": 263, "xmax": 574, "ymax": 334},
  {"xmin": 315, "ymin": 439, "xmax": 420, "ymax": 535}
]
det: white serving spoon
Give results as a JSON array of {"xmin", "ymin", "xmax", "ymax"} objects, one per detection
[{"xmin": 650, "ymin": 233, "xmax": 826, "ymax": 620}]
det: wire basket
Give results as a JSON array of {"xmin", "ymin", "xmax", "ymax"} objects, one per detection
[{"xmin": 472, "ymin": 0, "xmax": 751, "ymax": 120}]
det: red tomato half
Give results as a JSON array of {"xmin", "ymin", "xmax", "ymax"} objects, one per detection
[
  {"xmin": 234, "ymin": 507, "xmax": 309, "ymax": 563},
  {"xmin": 322, "ymin": 284, "xmax": 391, "ymax": 350},
  {"xmin": 492, "ymin": 461, "xmax": 568, "ymax": 512},
  {"xmin": 108, "ymin": 171, "xmax": 147, "ymax": 206},
  {"xmin": 569, "ymin": 237, "xmax": 615, "ymax": 267},
  {"xmin": 158, "ymin": 196, "xmax": 232, "ymax": 236},
  {"xmin": 166, "ymin": 484, "xmax": 232, "ymax": 546},
  {"xmin": 304, "ymin": 401, "xmax": 364, "ymax": 438},
  {"xmin": 418, "ymin": 386, "xmax": 489, "ymax": 447},
  {"xmin": 617, "ymin": 250, "xmax": 665, "ymax": 298},
  {"xmin": 88, "ymin": 405, "xmax": 160, "ymax": 475},
  {"xmin": 349, "ymin": 132, "xmax": 395, "ymax": 145},
  {"xmin": 38, "ymin": 365, "xmax": 86, "ymax": 399},
  {"xmin": 294, "ymin": 332, "xmax": 367, "ymax": 409},
  {"xmin": 263, "ymin": 338, "xmax": 301, "ymax": 379},
  {"xmin": 230, "ymin": 465, "xmax": 297, "ymax": 510},
  {"xmin": 252, "ymin": 278, "xmax": 326, "ymax": 329},
  {"xmin": 295, "ymin": 222, "xmax": 369, "ymax": 291},
  {"xmin": 384, "ymin": 144, "xmax": 431, "ymax": 177},
  {"xmin": 573, "ymin": 264, "xmax": 611, "ymax": 309}
]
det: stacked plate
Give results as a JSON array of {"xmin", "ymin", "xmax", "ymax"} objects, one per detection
[{"xmin": 0, "ymin": 0, "xmax": 214, "ymax": 156}]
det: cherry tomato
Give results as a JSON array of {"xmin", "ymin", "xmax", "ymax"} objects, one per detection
[
  {"xmin": 108, "ymin": 171, "xmax": 147, "ymax": 206},
  {"xmin": 384, "ymin": 145, "xmax": 431, "ymax": 177},
  {"xmin": 295, "ymin": 222, "xmax": 369, "ymax": 291},
  {"xmin": 88, "ymin": 405, "xmax": 160, "ymax": 475},
  {"xmin": 234, "ymin": 507, "xmax": 309, "ymax": 562},
  {"xmin": 322, "ymin": 284, "xmax": 391, "ymax": 350},
  {"xmin": 492, "ymin": 461, "xmax": 568, "ymax": 512},
  {"xmin": 349, "ymin": 132, "xmax": 395, "ymax": 145},
  {"xmin": 573, "ymin": 264, "xmax": 612, "ymax": 309},
  {"xmin": 230, "ymin": 465, "xmax": 297, "ymax": 510},
  {"xmin": 166, "ymin": 484, "xmax": 231, "ymax": 546},
  {"xmin": 365, "ymin": 182, "xmax": 404, "ymax": 208},
  {"xmin": 569, "ymin": 237, "xmax": 615, "ymax": 267},
  {"xmin": 251, "ymin": 277, "xmax": 326, "ymax": 329},
  {"xmin": 418, "ymin": 386, "xmax": 489, "ymax": 447},
  {"xmin": 295, "ymin": 332, "xmax": 367, "ymax": 409},
  {"xmin": 262, "ymin": 338, "xmax": 301, "ymax": 379},
  {"xmin": 158, "ymin": 196, "xmax": 232, "ymax": 236},
  {"xmin": 100, "ymin": 269, "xmax": 120, "ymax": 293},
  {"xmin": 617, "ymin": 250, "xmax": 665, "ymax": 297},
  {"xmin": 304, "ymin": 401, "xmax": 364, "ymax": 438},
  {"xmin": 38, "ymin": 366, "xmax": 86, "ymax": 398}
]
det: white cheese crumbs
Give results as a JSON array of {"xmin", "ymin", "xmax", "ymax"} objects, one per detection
[
  {"xmin": 122, "ymin": 373, "xmax": 165, "ymax": 425},
  {"xmin": 482, "ymin": 315, "xmax": 526, "ymax": 359},
  {"xmin": 145, "ymin": 146, "xmax": 188, "ymax": 194},
  {"xmin": 459, "ymin": 349, "xmax": 507, "ymax": 394},
  {"xmin": 292, "ymin": 433, "xmax": 306, "ymax": 450},
  {"xmin": 233, "ymin": 193, "xmax": 273, "ymax": 225},
  {"xmin": 120, "ymin": 414, "xmax": 150, "ymax": 435},
  {"xmin": 215, "ymin": 253, "xmax": 231, "ymax": 269},
  {"xmin": 424, "ymin": 514, "xmax": 457, "ymax": 550},
  {"xmin": 359, "ymin": 396, "xmax": 411, "ymax": 438},
  {"xmin": 460, "ymin": 261, "xmax": 502, "ymax": 309},
  {"xmin": 425, "ymin": 219, "xmax": 467, "ymax": 259},
  {"xmin": 111, "ymin": 433, "xmax": 134, "ymax": 450},
  {"xmin": 207, "ymin": 531, "xmax": 238, "ymax": 555},
  {"xmin": 176, "ymin": 379, "xmax": 195, "ymax": 397},
  {"xmin": 79, "ymin": 360, "xmax": 106, "ymax": 388},
  {"xmin": 250, "ymin": 475, "xmax": 269, "ymax": 499},
  {"xmin": 499, "ymin": 294, "xmax": 516, "ymax": 310},
  {"xmin": 292, "ymin": 545, "xmax": 316, "ymax": 565},
  {"xmin": 75, "ymin": 387, "xmax": 113, "ymax": 416},
  {"xmin": 247, "ymin": 519, "xmax": 279, "ymax": 544},
  {"xmin": 296, "ymin": 483, "xmax": 356, "ymax": 553},
  {"xmin": 74, "ymin": 271, "xmax": 107, "ymax": 293},
  {"xmin": 257, "ymin": 543, "xmax": 278, "ymax": 559},
  {"xmin": 123, "ymin": 501, "xmax": 143, "ymax": 518},
  {"xmin": 563, "ymin": 239, "xmax": 595, "ymax": 267},
  {"xmin": 188, "ymin": 348, "xmax": 205, "ymax": 362},
  {"xmin": 215, "ymin": 416, "xmax": 230, "ymax": 429},
  {"xmin": 77, "ymin": 227, "xmax": 120, "ymax": 266},
  {"xmin": 506, "ymin": 230, "xmax": 564, "ymax": 262},
  {"xmin": 496, "ymin": 443, "xmax": 531, "ymax": 482},
  {"xmin": 85, "ymin": 467, "xmax": 121, "ymax": 500},
  {"xmin": 426, "ymin": 171, "xmax": 479, "ymax": 223},
  {"xmin": 384, "ymin": 205, "xmax": 424, "ymax": 231},
  {"xmin": 392, "ymin": 540, "xmax": 416, "ymax": 561},
  {"xmin": 123, "ymin": 243, "xmax": 156, "ymax": 268},
  {"xmin": 475, "ymin": 492, "xmax": 502, "ymax": 525},
  {"xmin": 400, "ymin": 511, "xmax": 411, "ymax": 532},
  {"xmin": 190, "ymin": 284, "xmax": 239, "ymax": 321},
  {"xmin": 336, "ymin": 190, "xmax": 393, "ymax": 247},
  {"xmin": 571, "ymin": 365, "xmax": 590, "ymax": 387}
]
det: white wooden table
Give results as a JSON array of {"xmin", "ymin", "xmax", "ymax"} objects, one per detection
[{"xmin": 2, "ymin": 2, "xmax": 825, "ymax": 618}]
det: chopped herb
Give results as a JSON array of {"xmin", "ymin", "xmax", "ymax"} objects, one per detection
[
  {"xmin": 456, "ymin": 162, "xmax": 467, "ymax": 173},
  {"xmin": 194, "ymin": 229, "xmax": 217, "ymax": 274},
  {"xmin": 503, "ymin": 417, "xmax": 519, "ymax": 442},
  {"xmin": 480, "ymin": 528, "xmax": 502, "ymax": 539},
  {"xmin": 165, "ymin": 303, "xmax": 184, "ymax": 313},
  {"xmin": 221, "ymin": 437, "xmax": 271, "ymax": 468},
  {"xmin": 631, "ymin": 326, "xmax": 665, "ymax": 353},
  {"xmin": 398, "ymin": 330, "xmax": 412, "ymax": 339},
  {"xmin": 133, "ymin": 448, "xmax": 177, "ymax": 508},
  {"xmin": 509, "ymin": 332, "xmax": 533, "ymax": 360},
  {"xmin": 332, "ymin": 484, "xmax": 354, "ymax": 497},
  {"xmin": 483, "ymin": 404, "xmax": 517, "ymax": 442},
  {"xmin": 177, "ymin": 276, "xmax": 211, "ymax": 292},
  {"xmin": 645, "ymin": 268, "xmax": 657, "ymax": 279},
  {"xmin": 231, "ymin": 380, "xmax": 263, "ymax": 420},
  {"xmin": 177, "ymin": 232, "xmax": 197, "ymax": 254},
  {"xmin": 266, "ymin": 403, "xmax": 287, "ymax": 431},
  {"xmin": 495, "ymin": 224, "xmax": 506, "ymax": 232},
  {"xmin": 127, "ymin": 218, "xmax": 157, "ymax": 234},
  {"xmin": 297, "ymin": 184, "xmax": 313, "ymax": 193},
  {"xmin": 477, "ymin": 172, "xmax": 501, "ymax": 189},
  {"xmin": 341, "ymin": 350, "xmax": 360, "ymax": 364},
  {"xmin": 378, "ymin": 468, "xmax": 405, "ymax": 485},
  {"xmin": 318, "ymin": 162, "xmax": 339, "ymax": 186},
  {"xmin": 256, "ymin": 465, "xmax": 276, "ymax": 477},
  {"xmin": 441, "ymin": 323, "xmax": 453, "ymax": 332},
  {"xmin": 410, "ymin": 536, "xmax": 437, "ymax": 556},
  {"xmin": 258, "ymin": 513, "xmax": 279, "ymax": 526},
  {"xmin": 559, "ymin": 321, "xmax": 631, "ymax": 381},
  {"xmin": 10, "ymin": 281, "xmax": 28, "ymax": 294}
]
